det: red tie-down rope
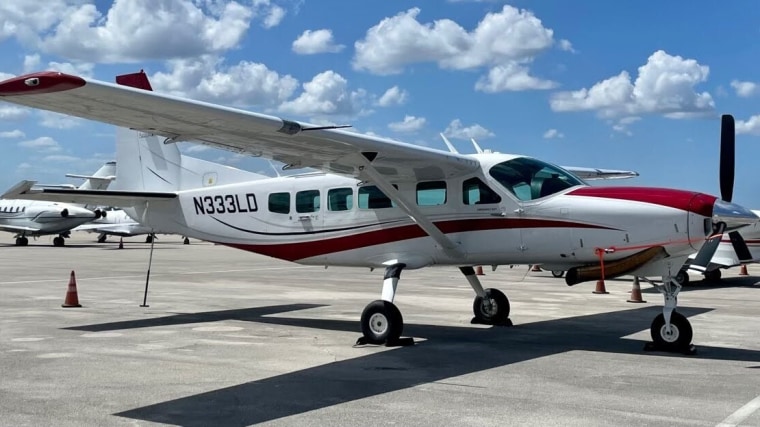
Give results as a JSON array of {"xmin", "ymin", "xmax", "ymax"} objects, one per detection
[{"xmin": 593, "ymin": 232, "xmax": 723, "ymax": 282}]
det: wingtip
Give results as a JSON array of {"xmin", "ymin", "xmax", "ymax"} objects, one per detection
[
  {"xmin": 0, "ymin": 72, "xmax": 86, "ymax": 96},
  {"xmin": 1, "ymin": 180, "xmax": 38, "ymax": 199}
]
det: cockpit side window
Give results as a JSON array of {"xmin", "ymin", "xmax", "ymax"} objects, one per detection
[{"xmin": 489, "ymin": 158, "xmax": 583, "ymax": 201}]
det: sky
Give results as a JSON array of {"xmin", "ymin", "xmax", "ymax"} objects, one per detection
[{"xmin": 1, "ymin": 1, "xmax": 760, "ymax": 205}]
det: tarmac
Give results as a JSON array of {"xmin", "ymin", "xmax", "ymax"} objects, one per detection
[{"xmin": 1, "ymin": 233, "xmax": 760, "ymax": 426}]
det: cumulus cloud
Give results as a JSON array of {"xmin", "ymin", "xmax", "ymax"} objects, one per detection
[
  {"xmin": 736, "ymin": 115, "xmax": 760, "ymax": 135},
  {"xmin": 0, "ymin": 130, "xmax": 25, "ymax": 138},
  {"xmin": 18, "ymin": 136, "xmax": 62, "ymax": 152},
  {"xmin": 150, "ymin": 56, "xmax": 298, "ymax": 108},
  {"xmin": 0, "ymin": 106, "xmax": 29, "ymax": 121},
  {"xmin": 36, "ymin": 0, "xmax": 256, "ymax": 63},
  {"xmin": 550, "ymin": 50, "xmax": 714, "ymax": 119},
  {"xmin": 476, "ymin": 63, "xmax": 558, "ymax": 92},
  {"xmin": 292, "ymin": 29, "xmax": 344, "ymax": 54},
  {"xmin": 388, "ymin": 115, "xmax": 426, "ymax": 133},
  {"xmin": 279, "ymin": 70, "xmax": 366, "ymax": 117},
  {"xmin": 39, "ymin": 111, "xmax": 81, "ymax": 129},
  {"xmin": 377, "ymin": 86, "xmax": 408, "ymax": 106},
  {"xmin": 353, "ymin": 6, "xmax": 559, "ymax": 92},
  {"xmin": 543, "ymin": 129, "xmax": 564, "ymax": 139},
  {"xmin": 443, "ymin": 119, "xmax": 494, "ymax": 139},
  {"xmin": 730, "ymin": 80, "xmax": 760, "ymax": 98}
]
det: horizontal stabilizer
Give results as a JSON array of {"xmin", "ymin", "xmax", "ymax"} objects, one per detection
[
  {"xmin": 2, "ymin": 180, "xmax": 176, "ymax": 207},
  {"xmin": 65, "ymin": 174, "xmax": 116, "ymax": 181}
]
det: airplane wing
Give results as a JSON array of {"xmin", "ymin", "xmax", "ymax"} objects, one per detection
[
  {"xmin": 2, "ymin": 180, "xmax": 177, "ymax": 205},
  {"xmin": 74, "ymin": 223, "xmax": 141, "ymax": 236},
  {"xmin": 0, "ymin": 224, "xmax": 40, "ymax": 233},
  {"xmin": 0, "ymin": 72, "xmax": 479, "ymax": 182},
  {"xmin": 561, "ymin": 166, "xmax": 639, "ymax": 181}
]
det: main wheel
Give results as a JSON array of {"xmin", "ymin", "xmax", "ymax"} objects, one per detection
[
  {"xmin": 674, "ymin": 269, "xmax": 689, "ymax": 286},
  {"xmin": 650, "ymin": 312, "xmax": 693, "ymax": 351},
  {"xmin": 360, "ymin": 300, "xmax": 403, "ymax": 345},
  {"xmin": 183, "ymin": 237, "xmax": 190, "ymax": 245},
  {"xmin": 145, "ymin": 235, "xmax": 153, "ymax": 243},
  {"xmin": 53, "ymin": 237, "xmax": 64, "ymax": 247},
  {"xmin": 551, "ymin": 270, "xmax": 565, "ymax": 278},
  {"xmin": 472, "ymin": 288, "xmax": 510, "ymax": 324},
  {"xmin": 704, "ymin": 269, "xmax": 722, "ymax": 282},
  {"xmin": 15, "ymin": 237, "xmax": 28, "ymax": 246}
]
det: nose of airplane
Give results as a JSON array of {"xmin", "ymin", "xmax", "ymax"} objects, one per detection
[{"xmin": 712, "ymin": 199, "xmax": 759, "ymax": 232}]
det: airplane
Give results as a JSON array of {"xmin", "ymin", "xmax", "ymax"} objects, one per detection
[
  {"xmin": 0, "ymin": 162, "xmax": 114, "ymax": 246},
  {"xmin": 0, "ymin": 70, "xmax": 756, "ymax": 353}
]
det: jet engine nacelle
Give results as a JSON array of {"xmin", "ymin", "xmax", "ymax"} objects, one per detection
[{"xmin": 60, "ymin": 208, "xmax": 69, "ymax": 217}]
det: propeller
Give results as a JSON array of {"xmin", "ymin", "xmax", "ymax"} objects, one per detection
[{"xmin": 691, "ymin": 115, "xmax": 753, "ymax": 271}]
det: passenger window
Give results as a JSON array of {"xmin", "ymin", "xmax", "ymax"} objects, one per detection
[
  {"xmin": 358, "ymin": 185, "xmax": 395, "ymax": 209},
  {"xmin": 268, "ymin": 192, "xmax": 290, "ymax": 214},
  {"xmin": 417, "ymin": 181, "xmax": 447, "ymax": 206},
  {"xmin": 328, "ymin": 188, "xmax": 353, "ymax": 211},
  {"xmin": 462, "ymin": 177, "xmax": 501, "ymax": 205},
  {"xmin": 296, "ymin": 190, "xmax": 320, "ymax": 213}
]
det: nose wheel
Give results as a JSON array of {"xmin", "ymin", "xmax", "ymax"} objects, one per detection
[
  {"xmin": 650, "ymin": 311, "xmax": 693, "ymax": 351},
  {"xmin": 360, "ymin": 300, "xmax": 403, "ymax": 345}
]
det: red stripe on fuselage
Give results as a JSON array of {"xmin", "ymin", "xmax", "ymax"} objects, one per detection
[
  {"xmin": 568, "ymin": 187, "xmax": 715, "ymax": 218},
  {"xmin": 0, "ymin": 72, "xmax": 86, "ymax": 96},
  {"xmin": 222, "ymin": 217, "xmax": 614, "ymax": 261}
]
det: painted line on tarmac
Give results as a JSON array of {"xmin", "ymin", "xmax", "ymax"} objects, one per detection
[
  {"xmin": 1, "ymin": 265, "xmax": 319, "ymax": 285},
  {"xmin": 717, "ymin": 394, "xmax": 760, "ymax": 427}
]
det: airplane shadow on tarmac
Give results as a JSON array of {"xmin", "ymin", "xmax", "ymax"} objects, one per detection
[{"xmin": 64, "ymin": 305, "xmax": 760, "ymax": 426}]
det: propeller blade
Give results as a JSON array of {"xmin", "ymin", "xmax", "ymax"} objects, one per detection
[
  {"xmin": 729, "ymin": 230, "xmax": 753, "ymax": 262},
  {"xmin": 719, "ymin": 114, "xmax": 735, "ymax": 202},
  {"xmin": 689, "ymin": 235, "xmax": 722, "ymax": 271}
]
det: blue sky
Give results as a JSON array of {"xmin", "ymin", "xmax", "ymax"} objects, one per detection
[{"xmin": 1, "ymin": 1, "xmax": 760, "ymax": 205}]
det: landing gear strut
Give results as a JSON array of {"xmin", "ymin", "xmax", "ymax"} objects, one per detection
[
  {"xmin": 641, "ymin": 272, "xmax": 695, "ymax": 354},
  {"xmin": 461, "ymin": 266, "xmax": 512, "ymax": 326},
  {"xmin": 97, "ymin": 233, "xmax": 107, "ymax": 243},
  {"xmin": 356, "ymin": 263, "xmax": 412, "ymax": 346}
]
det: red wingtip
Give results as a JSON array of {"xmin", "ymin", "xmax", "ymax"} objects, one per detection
[
  {"xmin": 0, "ymin": 72, "xmax": 86, "ymax": 96},
  {"xmin": 115, "ymin": 70, "xmax": 153, "ymax": 91}
]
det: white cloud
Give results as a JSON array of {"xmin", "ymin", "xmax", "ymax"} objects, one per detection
[
  {"xmin": 388, "ymin": 115, "xmax": 426, "ymax": 133},
  {"xmin": 736, "ymin": 115, "xmax": 760, "ymax": 135},
  {"xmin": 38, "ymin": 0, "xmax": 254, "ymax": 63},
  {"xmin": 261, "ymin": 4, "xmax": 285, "ymax": 28},
  {"xmin": 730, "ymin": 80, "xmax": 760, "ymax": 98},
  {"xmin": 0, "ymin": 106, "xmax": 29, "ymax": 121},
  {"xmin": 0, "ymin": 0, "xmax": 72, "ymax": 45},
  {"xmin": 377, "ymin": 86, "xmax": 408, "ymax": 106},
  {"xmin": 39, "ymin": 111, "xmax": 81, "ymax": 129},
  {"xmin": 475, "ymin": 63, "xmax": 557, "ymax": 92},
  {"xmin": 550, "ymin": 50, "xmax": 714, "ymax": 119},
  {"xmin": 558, "ymin": 39, "xmax": 574, "ymax": 52},
  {"xmin": 543, "ymin": 129, "xmax": 564, "ymax": 139},
  {"xmin": 150, "ymin": 56, "xmax": 298, "ymax": 108},
  {"xmin": 611, "ymin": 116, "xmax": 641, "ymax": 136},
  {"xmin": 0, "ymin": 130, "xmax": 25, "ymax": 138},
  {"xmin": 292, "ymin": 29, "xmax": 344, "ymax": 54},
  {"xmin": 443, "ymin": 119, "xmax": 494, "ymax": 139},
  {"xmin": 18, "ymin": 136, "xmax": 62, "ymax": 152},
  {"xmin": 279, "ymin": 70, "xmax": 366, "ymax": 116},
  {"xmin": 353, "ymin": 6, "xmax": 559, "ymax": 92},
  {"xmin": 42, "ymin": 154, "xmax": 80, "ymax": 163},
  {"xmin": 0, "ymin": 72, "xmax": 14, "ymax": 81}
]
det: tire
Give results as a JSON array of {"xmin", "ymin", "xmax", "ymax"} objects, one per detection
[
  {"xmin": 674, "ymin": 269, "xmax": 689, "ymax": 286},
  {"xmin": 551, "ymin": 270, "xmax": 565, "ymax": 278},
  {"xmin": 472, "ymin": 288, "xmax": 510, "ymax": 324},
  {"xmin": 650, "ymin": 312, "xmax": 693, "ymax": 351},
  {"xmin": 360, "ymin": 300, "xmax": 403, "ymax": 345},
  {"xmin": 183, "ymin": 237, "xmax": 190, "ymax": 245},
  {"xmin": 704, "ymin": 269, "xmax": 722, "ymax": 282},
  {"xmin": 145, "ymin": 235, "xmax": 153, "ymax": 243},
  {"xmin": 53, "ymin": 237, "xmax": 64, "ymax": 247}
]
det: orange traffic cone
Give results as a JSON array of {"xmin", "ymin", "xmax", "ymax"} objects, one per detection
[
  {"xmin": 592, "ymin": 279, "xmax": 609, "ymax": 294},
  {"xmin": 118, "ymin": 238, "xmax": 123, "ymax": 249},
  {"xmin": 475, "ymin": 265, "xmax": 485, "ymax": 276},
  {"xmin": 62, "ymin": 270, "xmax": 81, "ymax": 308},
  {"xmin": 627, "ymin": 276, "xmax": 646, "ymax": 303},
  {"xmin": 531, "ymin": 264, "xmax": 542, "ymax": 272},
  {"xmin": 740, "ymin": 264, "xmax": 749, "ymax": 276}
]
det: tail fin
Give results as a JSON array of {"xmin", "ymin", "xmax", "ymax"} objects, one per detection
[
  {"xmin": 112, "ymin": 71, "xmax": 267, "ymax": 192},
  {"xmin": 68, "ymin": 161, "xmax": 116, "ymax": 190}
]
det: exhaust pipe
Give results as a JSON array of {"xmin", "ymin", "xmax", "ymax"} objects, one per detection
[{"xmin": 565, "ymin": 246, "xmax": 668, "ymax": 286}]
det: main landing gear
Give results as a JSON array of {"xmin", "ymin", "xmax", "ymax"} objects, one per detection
[
  {"xmin": 641, "ymin": 273, "xmax": 695, "ymax": 354},
  {"xmin": 52, "ymin": 235, "xmax": 66, "ymax": 247},
  {"xmin": 14, "ymin": 236, "xmax": 29, "ymax": 246},
  {"xmin": 356, "ymin": 264, "xmax": 512, "ymax": 346}
]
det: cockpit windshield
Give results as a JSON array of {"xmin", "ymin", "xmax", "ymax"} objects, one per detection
[{"xmin": 488, "ymin": 157, "xmax": 584, "ymax": 201}]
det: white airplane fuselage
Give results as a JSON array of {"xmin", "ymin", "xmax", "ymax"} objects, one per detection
[
  {"xmin": 0, "ymin": 199, "xmax": 96, "ymax": 236},
  {"xmin": 129, "ymin": 156, "xmax": 714, "ymax": 276}
]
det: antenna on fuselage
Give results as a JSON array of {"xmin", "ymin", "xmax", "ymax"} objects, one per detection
[
  {"xmin": 439, "ymin": 133, "xmax": 459, "ymax": 154},
  {"xmin": 470, "ymin": 138, "xmax": 484, "ymax": 154}
]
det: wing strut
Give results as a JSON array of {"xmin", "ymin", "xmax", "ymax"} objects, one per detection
[{"xmin": 357, "ymin": 156, "xmax": 463, "ymax": 260}]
